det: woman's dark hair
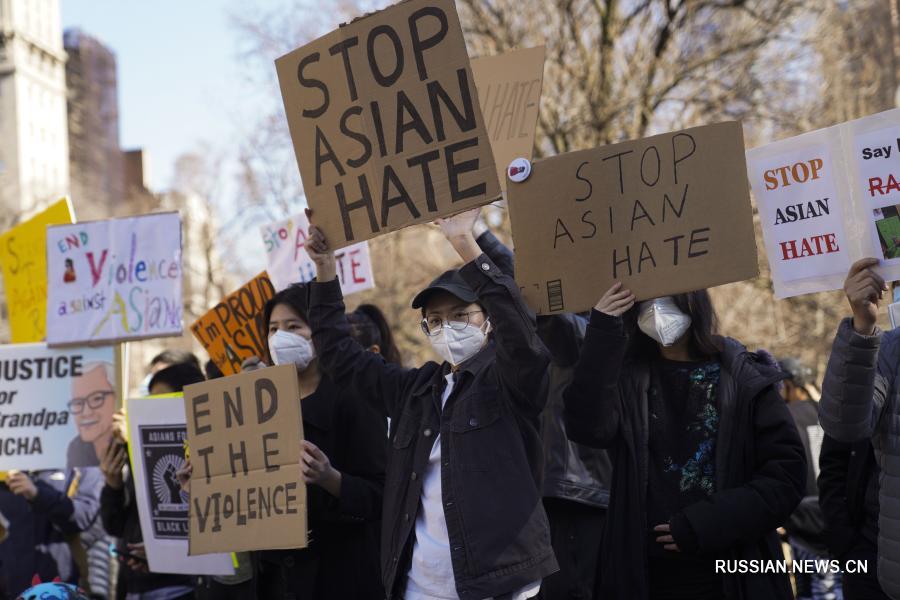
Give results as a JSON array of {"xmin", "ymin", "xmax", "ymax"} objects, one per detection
[
  {"xmin": 624, "ymin": 290, "xmax": 720, "ymax": 361},
  {"xmin": 148, "ymin": 362, "xmax": 206, "ymax": 394},
  {"xmin": 348, "ymin": 304, "xmax": 402, "ymax": 364},
  {"xmin": 150, "ymin": 349, "xmax": 200, "ymax": 371},
  {"xmin": 204, "ymin": 359, "xmax": 224, "ymax": 380},
  {"xmin": 262, "ymin": 284, "xmax": 310, "ymax": 363}
]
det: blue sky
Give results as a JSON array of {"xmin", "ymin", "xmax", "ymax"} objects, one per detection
[{"xmin": 61, "ymin": 0, "xmax": 247, "ymax": 191}]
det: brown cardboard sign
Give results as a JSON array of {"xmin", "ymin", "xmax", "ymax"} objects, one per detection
[
  {"xmin": 508, "ymin": 121, "xmax": 758, "ymax": 314},
  {"xmin": 276, "ymin": 0, "xmax": 500, "ymax": 249},
  {"xmin": 472, "ymin": 46, "xmax": 545, "ymax": 192},
  {"xmin": 190, "ymin": 272, "xmax": 276, "ymax": 376},
  {"xmin": 184, "ymin": 365, "xmax": 306, "ymax": 555}
]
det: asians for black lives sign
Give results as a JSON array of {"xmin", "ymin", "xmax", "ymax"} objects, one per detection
[
  {"xmin": 184, "ymin": 365, "xmax": 306, "ymax": 555},
  {"xmin": 0, "ymin": 343, "xmax": 116, "ymax": 471},
  {"xmin": 276, "ymin": 0, "xmax": 500, "ymax": 248},
  {"xmin": 747, "ymin": 108, "xmax": 900, "ymax": 298},
  {"xmin": 508, "ymin": 122, "xmax": 759, "ymax": 314}
]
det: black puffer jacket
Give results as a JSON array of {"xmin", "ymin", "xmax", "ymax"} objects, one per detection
[{"xmin": 564, "ymin": 311, "xmax": 807, "ymax": 599}]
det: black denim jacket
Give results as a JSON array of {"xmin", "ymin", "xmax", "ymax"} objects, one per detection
[{"xmin": 308, "ymin": 253, "xmax": 557, "ymax": 599}]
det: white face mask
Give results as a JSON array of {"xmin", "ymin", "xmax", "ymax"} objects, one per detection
[
  {"xmin": 138, "ymin": 373, "xmax": 153, "ymax": 397},
  {"xmin": 637, "ymin": 297, "xmax": 692, "ymax": 347},
  {"xmin": 268, "ymin": 330, "xmax": 316, "ymax": 371},
  {"xmin": 428, "ymin": 320, "xmax": 491, "ymax": 366}
]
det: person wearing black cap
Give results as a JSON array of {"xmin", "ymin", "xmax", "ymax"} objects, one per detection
[{"xmin": 305, "ymin": 207, "xmax": 557, "ymax": 600}]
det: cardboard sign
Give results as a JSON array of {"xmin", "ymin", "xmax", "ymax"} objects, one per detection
[
  {"xmin": 748, "ymin": 108, "xmax": 900, "ymax": 298},
  {"xmin": 45, "ymin": 213, "xmax": 183, "ymax": 345},
  {"xmin": 0, "ymin": 198, "xmax": 75, "ymax": 342},
  {"xmin": 0, "ymin": 343, "xmax": 116, "ymax": 471},
  {"xmin": 508, "ymin": 122, "xmax": 758, "ymax": 314},
  {"xmin": 126, "ymin": 395, "xmax": 235, "ymax": 575},
  {"xmin": 472, "ymin": 46, "xmax": 545, "ymax": 192},
  {"xmin": 191, "ymin": 273, "xmax": 276, "ymax": 376},
  {"xmin": 261, "ymin": 212, "xmax": 375, "ymax": 294},
  {"xmin": 276, "ymin": 0, "xmax": 500, "ymax": 248},
  {"xmin": 184, "ymin": 365, "xmax": 306, "ymax": 555}
]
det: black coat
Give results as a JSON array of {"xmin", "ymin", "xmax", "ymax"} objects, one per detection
[
  {"xmin": 257, "ymin": 374, "xmax": 386, "ymax": 600},
  {"xmin": 308, "ymin": 253, "xmax": 557, "ymax": 599},
  {"xmin": 563, "ymin": 311, "xmax": 807, "ymax": 599}
]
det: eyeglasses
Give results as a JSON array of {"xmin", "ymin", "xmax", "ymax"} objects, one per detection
[
  {"xmin": 68, "ymin": 391, "xmax": 114, "ymax": 415},
  {"xmin": 421, "ymin": 311, "xmax": 484, "ymax": 337}
]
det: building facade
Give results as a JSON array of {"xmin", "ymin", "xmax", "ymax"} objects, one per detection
[
  {"xmin": 64, "ymin": 27, "xmax": 124, "ymax": 220},
  {"xmin": 0, "ymin": 0, "xmax": 69, "ymax": 221}
]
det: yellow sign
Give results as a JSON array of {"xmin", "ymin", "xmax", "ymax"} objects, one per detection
[{"xmin": 0, "ymin": 198, "xmax": 75, "ymax": 342}]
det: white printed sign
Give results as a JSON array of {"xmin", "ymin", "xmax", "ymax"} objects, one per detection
[
  {"xmin": 748, "ymin": 108, "xmax": 900, "ymax": 298},
  {"xmin": 260, "ymin": 212, "xmax": 375, "ymax": 294},
  {"xmin": 45, "ymin": 213, "xmax": 184, "ymax": 345},
  {"xmin": 0, "ymin": 343, "xmax": 116, "ymax": 471},
  {"xmin": 127, "ymin": 395, "xmax": 235, "ymax": 576}
]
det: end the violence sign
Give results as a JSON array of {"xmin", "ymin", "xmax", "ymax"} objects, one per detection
[
  {"xmin": 184, "ymin": 365, "xmax": 306, "ymax": 555},
  {"xmin": 276, "ymin": 0, "xmax": 500, "ymax": 249}
]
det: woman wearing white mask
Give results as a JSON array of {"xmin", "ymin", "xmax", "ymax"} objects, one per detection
[
  {"xmin": 253, "ymin": 284, "xmax": 387, "ymax": 599},
  {"xmin": 563, "ymin": 284, "xmax": 807, "ymax": 600},
  {"xmin": 305, "ymin": 207, "xmax": 557, "ymax": 600}
]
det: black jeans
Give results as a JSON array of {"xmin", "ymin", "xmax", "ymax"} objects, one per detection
[
  {"xmin": 842, "ymin": 545, "xmax": 891, "ymax": 600},
  {"xmin": 538, "ymin": 498, "xmax": 606, "ymax": 600}
]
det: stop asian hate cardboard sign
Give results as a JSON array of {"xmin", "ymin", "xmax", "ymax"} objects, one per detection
[
  {"xmin": 276, "ymin": 0, "xmax": 500, "ymax": 249},
  {"xmin": 508, "ymin": 122, "xmax": 759, "ymax": 314}
]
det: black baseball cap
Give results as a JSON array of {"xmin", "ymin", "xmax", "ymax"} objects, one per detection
[{"xmin": 412, "ymin": 269, "xmax": 478, "ymax": 310}]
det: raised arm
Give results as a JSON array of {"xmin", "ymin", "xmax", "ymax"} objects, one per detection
[
  {"xmin": 306, "ymin": 219, "xmax": 420, "ymax": 420},
  {"xmin": 474, "ymin": 226, "xmax": 586, "ymax": 367},
  {"xmin": 475, "ymin": 226, "xmax": 516, "ymax": 279},
  {"xmin": 562, "ymin": 284, "xmax": 633, "ymax": 448},
  {"xmin": 437, "ymin": 209, "xmax": 550, "ymax": 417},
  {"xmin": 820, "ymin": 258, "xmax": 893, "ymax": 443}
]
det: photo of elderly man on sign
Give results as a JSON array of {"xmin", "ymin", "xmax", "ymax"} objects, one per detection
[{"xmin": 66, "ymin": 360, "xmax": 117, "ymax": 468}]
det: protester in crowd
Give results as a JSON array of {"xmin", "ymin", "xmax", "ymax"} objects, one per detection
[
  {"xmin": 775, "ymin": 356, "xmax": 839, "ymax": 600},
  {"xmin": 819, "ymin": 434, "xmax": 887, "ymax": 600},
  {"xmin": 563, "ymin": 284, "xmax": 807, "ymax": 599},
  {"xmin": 99, "ymin": 362, "xmax": 205, "ymax": 600},
  {"xmin": 0, "ymin": 468, "xmax": 103, "ymax": 597},
  {"xmin": 304, "ymin": 207, "xmax": 557, "ymax": 600},
  {"xmin": 819, "ymin": 258, "xmax": 900, "ymax": 599},
  {"xmin": 234, "ymin": 282, "xmax": 386, "ymax": 599},
  {"xmin": 67, "ymin": 362, "xmax": 117, "ymax": 469},
  {"xmin": 138, "ymin": 350, "xmax": 201, "ymax": 396},
  {"xmin": 347, "ymin": 304, "xmax": 404, "ymax": 365},
  {"xmin": 469, "ymin": 221, "xmax": 611, "ymax": 600},
  {"xmin": 182, "ymin": 298, "xmax": 398, "ymax": 599},
  {"xmin": 202, "ymin": 360, "xmax": 223, "ymax": 381}
]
